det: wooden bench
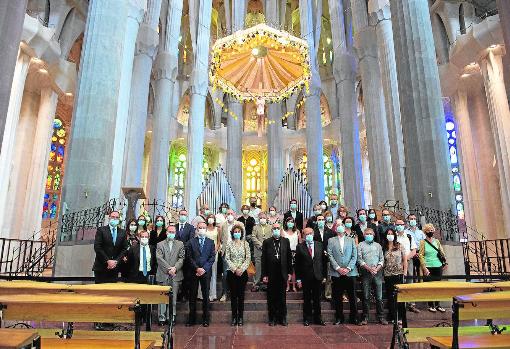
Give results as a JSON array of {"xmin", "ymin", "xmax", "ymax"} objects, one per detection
[
  {"xmin": 427, "ymin": 334, "xmax": 510, "ymax": 349},
  {"xmin": 41, "ymin": 338, "xmax": 156, "ymax": 349},
  {"xmin": 0, "ymin": 328, "xmax": 40, "ymax": 349},
  {"xmin": 36, "ymin": 329, "xmax": 164, "ymax": 347}
]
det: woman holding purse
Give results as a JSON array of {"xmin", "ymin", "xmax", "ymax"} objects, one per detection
[
  {"xmin": 419, "ymin": 223, "xmax": 447, "ymax": 313},
  {"xmin": 225, "ymin": 223, "xmax": 251, "ymax": 326}
]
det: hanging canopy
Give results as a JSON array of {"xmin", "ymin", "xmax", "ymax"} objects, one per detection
[{"xmin": 209, "ymin": 23, "xmax": 310, "ymax": 103}]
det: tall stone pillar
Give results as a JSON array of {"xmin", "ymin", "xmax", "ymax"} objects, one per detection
[
  {"xmin": 109, "ymin": 0, "xmax": 145, "ymax": 199},
  {"xmin": 61, "ymin": 0, "xmax": 130, "ymax": 212},
  {"xmin": 496, "ymin": 0, "xmax": 510, "ymax": 103},
  {"xmin": 21, "ymin": 88, "xmax": 58, "ymax": 239},
  {"xmin": 479, "ymin": 48, "xmax": 510, "ymax": 232},
  {"xmin": 390, "ymin": 0, "xmax": 453, "ymax": 211},
  {"xmin": 226, "ymin": 0, "xmax": 246, "ymax": 208},
  {"xmin": 329, "ymin": 0, "xmax": 364, "ymax": 209},
  {"xmin": 147, "ymin": 0, "xmax": 183, "ymax": 202},
  {"xmin": 122, "ymin": 0, "xmax": 162, "ymax": 190},
  {"xmin": 300, "ymin": 0, "xmax": 325, "ymax": 203},
  {"xmin": 0, "ymin": 52, "xmax": 30, "ymax": 238},
  {"xmin": 369, "ymin": 0, "xmax": 409, "ymax": 209},
  {"xmin": 184, "ymin": 0, "xmax": 212, "ymax": 218},
  {"xmin": 351, "ymin": 0, "xmax": 394, "ymax": 207},
  {"xmin": 0, "ymin": 0, "xmax": 27, "ymax": 151},
  {"xmin": 267, "ymin": 103, "xmax": 283, "ymax": 205},
  {"xmin": 451, "ymin": 89, "xmax": 484, "ymax": 233}
]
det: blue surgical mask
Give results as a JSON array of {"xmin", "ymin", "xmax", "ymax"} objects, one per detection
[
  {"xmin": 204, "ymin": 209, "xmax": 211, "ymax": 216},
  {"xmin": 138, "ymin": 219, "xmax": 146, "ymax": 226},
  {"xmin": 109, "ymin": 219, "xmax": 120, "ymax": 227},
  {"xmin": 383, "ymin": 215, "xmax": 391, "ymax": 223},
  {"xmin": 330, "ymin": 201, "xmax": 337, "ymax": 207},
  {"xmin": 317, "ymin": 221, "xmax": 325, "ymax": 229},
  {"xmin": 365, "ymin": 234, "xmax": 374, "ymax": 243},
  {"xmin": 314, "ymin": 210, "xmax": 322, "ymax": 215},
  {"xmin": 336, "ymin": 225, "xmax": 345, "ymax": 234},
  {"xmin": 396, "ymin": 225, "xmax": 405, "ymax": 232},
  {"xmin": 233, "ymin": 232, "xmax": 242, "ymax": 240},
  {"xmin": 326, "ymin": 216, "xmax": 333, "ymax": 223},
  {"xmin": 359, "ymin": 214, "xmax": 367, "ymax": 222},
  {"xmin": 287, "ymin": 222, "xmax": 295, "ymax": 229},
  {"xmin": 221, "ymin": 207, "xmax": 228, "ymax": 214},
  {"xmin": 369, "ymin": 213, "xmax": 376, "ymax": 220},
  {"xmin": 305, "ymin": 234, "xmax": 314, "ymax": 243},
  {"xmin": 156, "ymin": 221, "xmax": 164, "ymax": 227},
  {"xmin": 290, "ymin": 203, "xmax": 297, "ymax": 210},
  {"xmin": 409, "ymin": 219, "xmax": 417, "ymax": 227},
  {"xmin": 179, "ymin": 215, "xmax": 187, "ymax": 223},
  {"xmin": 345, "ymin": 222, "xmax": 352, "ymax": 229},
  {"xmin": 167, "ymin": 233, "xmax": 175, "ymax": 240},
  {"xmin": 272, "ymin": 229, "xmax": 280, "ymax": 238}
]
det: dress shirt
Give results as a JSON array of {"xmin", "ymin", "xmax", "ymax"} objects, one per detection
[
  {"xmin": 291, "ymin": 211, "xmax": 296, "ymax": 219},
  {"xmin": 357, "ymin": 241, "xmax": 384, "ymax": 267},
  {"xmin": 110, "ymin": 226, "xmax": 117, "ymax": 245},
  {"xmin": 338, "ymin": 235, "xmax": 345, "ymax": 253},
  {"xmin": 139, "ymin": 244, "xmax": 152, "ymax": 272},
  {"xmin": 396, "ymin": 232, "xmax": 416, "ymax": 256}
]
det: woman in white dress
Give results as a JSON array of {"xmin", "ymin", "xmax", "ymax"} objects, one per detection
[
  {"xmin": 200, "ymin": 214, "xmax": 220, "ymax": 301},
  {"xmin": 283, "ymin": 216, "xmax": 301, "ymax": 292}
]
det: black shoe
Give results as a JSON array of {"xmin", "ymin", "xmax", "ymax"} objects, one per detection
[
  {"xmin": 158, "ymin": 320, "xmax": 167, "ymax": 326},
  {"xmin": 280, "ymin": 318, "xmax": 288, "ymax": 326},
  {"xmin": 185, "ymin": 321, "xmax": 195, "ymax": 327},
  {"xmin": 333, "ymin": 318, "xmax": 344, "ymax": 325},
  {"xmin": 315, "ymin": 320, "xmax": 326, "ymax": 326},
  {"xmin": 237, "ymin": 317, "xmax": 244, "ymax": 326},
  {"xmin": 202, "ymin": 321, "xmax": 209, "ymax": 327},
  {"xmin": 231, "ymin": 317, "xmax": 237, "ymax": 326},
  {"xmin": 94, "ymin": 323, "xmax": 103, "ymax": 331},
  {"xmin": 303, "ymin": 320, "xmax": 310, "ymax": 326},
  {"xmin": 269, "ymin": 320, "xmax": 275, "ymax": 326},
  {"xmin": 349, "ymin": 318, "xmax": 359, "ymax": 325}
]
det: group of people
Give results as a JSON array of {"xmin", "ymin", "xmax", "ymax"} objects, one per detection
[{"xmin": 92, "ymin": 197, "xmax": 448, "ymax": 328}]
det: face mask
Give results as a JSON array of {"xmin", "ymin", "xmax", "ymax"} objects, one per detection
[
  {"xmin": 326, "ymin": 216, "xmax": 333, "ymax": 223},
  {"xmin": 386, "ymin": 235, "xmax": 395, "ymax": 242},
  {"xmin": 221, "ymin": 207, "xmax": 228, "ymax": 214},
  {"xmin": 396, "ymin": 225, "xmax": 405, "ymax": 232},
  {"xmin": 129, "ymin": 225, "xmax": 137, "ymax": 232},
  {"xmin": 138, "ymin": 220, "xmax": 146, "ymax": 226},
  {"xmin": 156, "ymin": 221, "xmax": 164, "ymax": 227},
  {"xmin": 426, "ymin": 232, "xmax": 434, "ymax": 238},
  {"xmin": 260, "ymin": 218, "xmax": 267, "ymax": 225},
  {"xmin": 305, "ymin": 234, "xmax": 314, "ymax": 243},
  {"xmin": 314, "ymin": 210, "xmax": 322, "ymax": 215},
  {"xmin": 330, "ymin": 201, "xmax": 337, "ymax": 207},
  {"xmin": 167, "ymin": 233, "xmax": 175, "ymax": 240},
  {"xmin": 287, "ymin": 222, "xmax": 295, "ymax": 229},
  {"xmin": 140, "ymin": 237, "xmax": 149, "ymax": 245},
  {"xmin": 227, "ymin": 214, "xmax": 234, "ymax": 222},
  {"xmin": 233, "ymin": 232, "xmax": 242, "ymax": 240},
  {"xmin": 179, "ymin": 215, "xmax": 187, "ymax": 223},
  {"xmin": 369, "ymin": 213, "xmax": 376, "ymax": 220},
  {"xmin": 317, "ymin": 221, "xmax": 325, "ymax": 229},
  {"xmin": 290, "ymin": 203, "xmax": 297, "ymax": 210},
  {"xmin": 365, "ymin": 235, "xmax": 374, "ymax": 243},
  {"xmin": 345, "ymin": 222, "xmax": 352, "ymax": 229},
  {"xmin": 409, "ymin": 220, "xmax": 417, "ymax": 227},
  {"xmin": 383, "ymin": 215, "xmax": 391, "ymax": 223},
  {"xmin": 272, "ymin": 229, "xmax": 280, "ymax": 238},
  {"xmin": 242, "ymin": 210, "xmax": 249, "ymax": 215},
  {"xmin": 336, "ymin": 225, "xmax": 345, "ymax": 234},
  {"xmin": 204, "ymin": 209, "xmax": 211, "ymax": 216},
  {"xmin": 250, "ymin": 202, "xmax": 256, "ymax": 208},
  {"xmin": 321, "ymin": 204, "xmax": 327, "ymax": 210},
  {"xmin": 109, "ymin": 218, "xmax": 120, "ymax": 227},
  {"xmin": 359, "ymin": 214, "xmax": 367, "ymax": 222},
  {"xmin": 198, "ymin": 228, "xmax": 206, "ymax": 236},
  {"xmin": 269, "ymin": 210, "xmax": 276, "ymax": 216},
  {"xmin": 207, "ymin": 218, "xmax": 215, "ymax": 225}
]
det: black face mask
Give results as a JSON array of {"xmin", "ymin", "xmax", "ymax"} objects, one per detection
[
  {"xmin": 426, "ymin": 232, "xmax": 434, "ymax": 238},
  {"xmin": 250, "ymin": 202, "xmax": 256, "ymax": 207}
]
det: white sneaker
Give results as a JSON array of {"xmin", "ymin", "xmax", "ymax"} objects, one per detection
[
  {"xmin": 436, "ymin": 306, "xmax": 446, "ymax": 313},
  {"xmin": 428, "ymin": 307, "xmax": 437, "ymax": 313},
  {"xmin": 220, "ymin": 295, "xmax": 227, "ymax": 302}
]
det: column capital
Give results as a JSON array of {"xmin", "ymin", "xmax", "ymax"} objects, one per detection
[
  {"xmin": 479, "ymin": 47, "xmax": 507, "ymax": 83},
  {"xmin": 135, "ymin": 23, "xmax": 159, "ymax": 59},
  {"xmin": 153, "ymin": 51, "xmax": 178, "ymax": 81},
  {"xmin": 127, "ymin": 0, "xmax": 146, "ymax": 23},
  {"xmin": 354, "ymin": 27, "xmax": 379, "ymax": 62},
  {"xmin": 332, "ymin": 49, "xmax": 358, "ymax": 84},
  {"xmin": 368, "ymin": 0, "xmax": 391, "ymax": 26}
]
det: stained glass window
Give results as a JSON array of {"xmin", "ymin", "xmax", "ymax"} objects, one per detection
[
  {"xmin": 42, "ymin": 117, "xmax": 67, "ymax": 219},
  {"xmin": 445, "ymin": 100, "xmax": 465, "ymax": 219},
  {"xmin": 297, "ymin": 151, "xmax": 338, "ymax": 198}
]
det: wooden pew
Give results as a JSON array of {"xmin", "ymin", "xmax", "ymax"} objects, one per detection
[
  {"xmin": 41, "ymin": 338, "xmax": 156, "ymax": 349},
  {"xmin": 0, "ymin": 328, "xmax": 40, "ymax": 349},
  {"xmin": 36, "ymin": 329, "xmax": 164, "ymax": 347},
  {"xmin": 427, "ymin": 334, "xmax": 510, "ymax": 349}
]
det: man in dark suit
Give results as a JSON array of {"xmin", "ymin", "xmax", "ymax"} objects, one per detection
[
  {"xmin": 185, "ymin": 222, "xmax": 216, "ymax": 327},
  {"xmin": 93, "ymin": 210, "xmax": 129, "ymax": 284},
  {"xmin": 295, "ymin": 228, "xmax": 327, "ymax": 326},
  {"xmin": 306, "ymin": 204, "xmax": 323, "ymax": 229},
  {"xmin": 313, "ymin": 214, "xmax": 334, "ymax": 251},
  {"xmin": 127, "ymin": 230, "xmax": 157, "ymax": 283},
  {"xmin": 283, "ymin": 198, "xmax": 304, "ymax": 231},
  {"xmin": 176, "ymin": 209, "xmax": 195, "ymax": 244},
  {"xmin": 261, "ymin": 222, "xmax": 292, "ymax": 326}
]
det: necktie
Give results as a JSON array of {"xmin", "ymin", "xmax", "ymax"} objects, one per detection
[
  {"xmin": 142, "ymin": 246, "xmax": 147, "ymax": 277},
  {"xmin": 308, "ymin": 243, "xmax": 313, "ymax": 257},
  {"xmin": 199, "ymin": 238, "xmax": 204, "ymax": 252},
  {"xmin": 111, "ymin": 228, "xmax": 117, "ymax": 246}
]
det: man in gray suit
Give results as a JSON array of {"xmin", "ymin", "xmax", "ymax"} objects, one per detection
[
  {"xmin": 327, "ymin": 219, "xmax": 359, "ymax": 325},
  {"xmin": 156, "ymin": 224, "xmax": 185, "ymax": 325}
]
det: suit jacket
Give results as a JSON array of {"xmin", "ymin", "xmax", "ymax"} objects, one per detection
[
  {"xmin": 261, "ymin": 236, "xmax": 293, "ymax": 281},
  {"xmin": 327, "ymin": 235, "xmax": 358, "ymax": 277},
  {"xmin": 376, "ymin": 222, "xmax": 395, "ymax": 244},
  {"xmin": 237, "ymin": 216, "xmax": 255, "ymax": 237},
  {"xmin": 252, "ymin": 224, "xmax": 272, "ymax": 250},
  {"xmin": 126, "ymin": 243, "xmax": 157, "ymax": 280},
  {"xmin": 156, "ymin": 239, "xmax": 185, "ymax": 284},
  {"xmin": 353, "ymin": 222, "xmax": 377, "ymax": 243},
  {"xmin": 295, "ymin": 241, "xmax": 326, "ymax": 283},
  {"xmin": 176, "ymin": 222, "xmax": 195, "ymax": 245},
  {"xmin": 186, "ymin": 236, "xmax": 216, "ymax": 275},
  {"xmin": 306, "ymin": 215, "xmax": 319, "ymax": 229},
  {"xmin": 283, "ymin": 210, "xmax": 304, "ymax": 231},
  {"xmin": 313, "ymin": 226, "xmax": 334, "ymax": 252},
  {"xmin": 93, "ymin": 225, "xmax": 129, "ymax": 272},
  {"xmin": 149, "ymin": 228, "xmax": 166, "ymax": 246}
]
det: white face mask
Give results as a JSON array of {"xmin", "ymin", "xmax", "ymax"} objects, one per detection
[
  {"xmin": 198, "ymin": 228, "xmax": 206, "ymax": 236},
  {"xmin": 207, "ymin": 218, "xmax": 215, "ymax": 224},
  {"xmin": 269, "ymin": 211, "xmax": 276, "ymax": 216},
  {"xmin": 140, "ymin": 237, "xmax": 149, "ymax": 245},
  {"xmin": 260, "ymin": 218, "xmax": 267, "ymax": 225},
  {"xmin": 386, "ymin": 235, "xmax": 395, "ymax": 242},
  {"xmin": 227, "ymin": 214, "xmax": 234, "ymax": 222}
]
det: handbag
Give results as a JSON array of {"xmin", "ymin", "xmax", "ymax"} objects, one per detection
[
  {"xmin": 425, "ymin": 239, "xmax": 447, "ymax": 267},
  {"xmin": 244, "ymin": 241, "xmax": 256, "ymax": 278}
]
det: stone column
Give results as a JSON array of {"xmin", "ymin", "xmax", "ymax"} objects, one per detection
[
  {"xmin": 61, "ymin": 0, "xmax": 130, "ymax": 212},
  {"xmin": 451, "ymin": 89, "xmax": 484, "ymax": 233},
  {"xmin": 369, "ymin": 0, "xmax": 409, "ymax": 209},
  {"xmin": 267, "ymin": 103, "xmax": 283, "ymax": 205},
  {"xmin": 329, "ymin": 0, "xmax": 364, "ymax": 209},
  {"xmin": 21, "ymin": 88, "xmax": 58, "ymax": 239},
  {"xmin": 147, "ymin": 0, "xmax": 183, "ymax": 203},
  {"xmin": 479, "ymin": 48, "xmax": 510, "ymax": 231},
  {"xmin": 390, "ymin": 0, "xmax": 453, "ymax": 211},
  {"xmin": 109, "ymin": 0, "xmax": 145, "ymax": 199},
  {"xmin": 300, "ymin": 0, "xmax": 325, "ymax": 203},
  {"xmin": 0, "ymin": 0, "xmax": 27, "ymax": 150},
  {"xmin": 184, "ymin": 0, "xmax": 212, "ymax": 218},
  {"xmin": 351, "ymin": 0, "xmax": 394, "ymax": 207},
  {"xmin": 496, "ymin": 0, "xmax": 510, "ymax": 100},
  {"xmin": 0, "ymin": 52, "xmax": 30, "ymax": 238},
  {"xmin": 122, "ymin": 0, "xmax": 162, "ymax": 190}
]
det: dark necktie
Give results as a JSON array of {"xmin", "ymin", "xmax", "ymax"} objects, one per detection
[
  {"xmin": 199, "ymin": 238, "xmax": 204, "ymax": 252},
  {"xmin": 111, "ymin": 228, "xmax": 117, "ymax": 246},
  {"xmin": 307, "ymin": 243, "xmax": 313, "ymax": 256},
  {"xmin": 142, "ymin": 247, "xmax": 147, "ymax": 277}
]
